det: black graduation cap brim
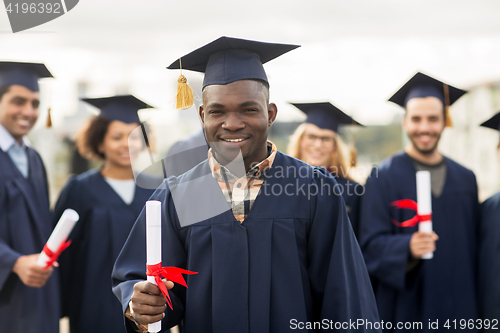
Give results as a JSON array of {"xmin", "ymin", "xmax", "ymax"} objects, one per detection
[
  {"xmin": 290, "ymin": 102, "xmax": 363, "ymax": 133},
  {"xmin": 0, "ymin": 61, "xmax": 53, "ymax": 92},
  {"xmin": 388, "ymin": 72, "xmax": 467, "ymax": 108},
  {"xmin": 480, "ymin": 112, "xmax": 500, "ymax": 132},
  {"xmin": 167, "ymin": 36, "xmax": 300, "ymax": 88},
  {"xmin": 81, "ymin": 95, "xmax": 154, "ymax": 124}
]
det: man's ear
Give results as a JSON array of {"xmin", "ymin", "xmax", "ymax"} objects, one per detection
[
  {"xmin": 401, "ymin": 111, "xmax": 407, "ymax": 132},
  {"xmin": 198, "ymin": 104, "xmax": 205, "ymax": 125},
  {"xmin": 267, "ymin": 103, "xmax": 278, "ymax": 127}
]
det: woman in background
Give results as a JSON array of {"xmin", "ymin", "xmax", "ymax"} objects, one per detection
[
  {"xmin": 287, "ymin": 102, "xmax": 364, "ymax": 237},
  {"xmin": 54, "ymin": 95, "xmax": 157, "ymax": 333}
]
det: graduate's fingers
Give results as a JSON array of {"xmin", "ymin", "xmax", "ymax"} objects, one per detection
[
  {"xmin": 133, "ymin": 281, "xmax": 162, "ymax": 296},
  {"xmin": 410, "ymin": 232, "xmax": 436, "ymax": 257},
  {"xmin": 161, "ymin": 278, "xmax": 174, "ymax": 290},
  {"xmin": 26, "ymin": 265, "xmax": 53, "ymax": 285},
  {"xmin": 132, "ymin": 282, "xmax": 167, "ymax": 307},
  {"xmin": 132, "ymin": 292, "xmax": 167, "ymax": 308},
  {"xmin": 133, "ymin": 310, "xmax": 165, "ymax": 326},
  {"xmin": 133, "ymin": 301, "xmax": 167, "ymax": 315},
  {"xmin": 130, "ymin": 293, "xmax": 167, "ymax": 325},
  {"xmin": 414, "ymin": 241, "xmax": 436, "ymax": 257}
]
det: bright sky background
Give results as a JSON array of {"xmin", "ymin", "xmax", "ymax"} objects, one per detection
[{"xmin": 1, "ymin": 0, "xmax": 500, "ymax": 126}]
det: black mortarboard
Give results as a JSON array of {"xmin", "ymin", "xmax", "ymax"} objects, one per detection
[
  {"xmin": 480, "ymin": 112, "xmax": 500, "ymax": 135},
  {"xmin": 388, "ymin": 72, "xmax": 467, "ymax": 127},
  {"xmin": 388, "ymin": 72, "xmax": 466, "ymax": 107},
  {"xmin": 290, "ymin": 102, "xmax": 363, "ymax": 133},
  {"xmin": 167, "ymin": 36, "xmax": 300, "ymax": 89},
  {"xmin": 81, "ymin": 95, "xmax": 153, "ymax": 124},
  {"xmin": 0, "ymin": 61, "xmax": 53, "ymax": 92}
]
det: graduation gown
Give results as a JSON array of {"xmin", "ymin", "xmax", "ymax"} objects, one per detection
[
  {"xmin": 478, "ymin": 191, "xmax": 500, "ymax": 321},
  {"xmin": 54, "ymin": 169, "xmax": 155, "ymax": 333},
  {"xmin": 359, "ymin": 151, "xmax": 479, "ymax": 332},
  {"xmin": 113, "ymin": 152, "xmax": 380, "ymax": 333},
  {"xmin": 0, "ymin": 148, "xmax": 60, "ymax": 333},
  {"xmin": 334, "ymin": 176, "xmax": 362, "ymax": 239}
]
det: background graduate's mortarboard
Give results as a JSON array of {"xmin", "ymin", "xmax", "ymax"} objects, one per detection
[
  {"xmin": 388, "ymin": 72, "xmax": 467, "ymax": 127},
  {"xmin": 290, "ymin": 101, "xmax": 363, "ymax": 166},
  {"xmin": 480, "ymin": 112, "xmax": 500, "ymax": 139},
  {"xmin": 290, "ymin": 101, "xmax": 363, "ymax": 133},
  {"xmin": 0, "ymin": 61, "xmax": 54, "ymax": 127},
  {"xmin": 81, "ymin": 95, "xmax": 154, "ymax": 124},
  {"xmin": 0, "ymin": 61, "xmax": 53, "ymax": 92},
  {"xmin": 167, "ymin": 36, "xmax": 300, "ymax": 90},
  {"xmin": 388, "ymin": 72, "xmax": 466, "ymax": 107}
]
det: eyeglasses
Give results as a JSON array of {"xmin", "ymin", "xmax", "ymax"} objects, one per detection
[{"xmin": 303, "ymin": 133, "xmax": 335, "ymax": 145}]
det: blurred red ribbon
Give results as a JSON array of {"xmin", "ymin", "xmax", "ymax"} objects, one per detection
[
  {"xmin": 146, "ymin": 263, "xmax": 197, "ymax": 310},
  {"xmin": 42, "ymin": 239, "xmax": 72, "ymax": 269},
  {"xmin": 390, "ymin": 199, "xmax": 432, "ymax": 227}
]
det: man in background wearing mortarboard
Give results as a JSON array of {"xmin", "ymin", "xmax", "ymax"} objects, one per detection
[
  {"xmin": 112, "ymin": 37, "xmax": 380, "ymax": 333},
  {"xmin": 358, "ymin": 72, "xmax": 480, "ymax": 331},
  {"xmin": 0, "ymin": 61, "xmax": 61, "ymax": 332},
  {"xmin": 478, "ymin": 113, "xmax": 500, "ymax": 323}
]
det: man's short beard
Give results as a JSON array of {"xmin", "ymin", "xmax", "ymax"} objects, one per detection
[{"xmin": 409, "ymin": 134, "xmax": 440, "ymax": 155}]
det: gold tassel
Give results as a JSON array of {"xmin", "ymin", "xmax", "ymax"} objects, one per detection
[
  {"xmin": 443, "ymin": 84, "xmax": 453, "ymax": 127},
  {"xmin": 46, "ymin": 108, "xmax": 52, "ymax": 128},
  {"xmin": 445, "ymin": 106, "xmax": 453, "ymax": 127},
  {"xmin": 350, "ymin": 146, "xmax": 357, "ymax": 168},
  {"xmin": 349, "ymin": 116, "xmax": 358, "ymax": 167},
  {"xmin": 175, "ymin": 58, "xmax": 194, "ymax": 110},
  {"xmin": 176, "ymin": 74, "xmax": 194, "ymax": 110}
]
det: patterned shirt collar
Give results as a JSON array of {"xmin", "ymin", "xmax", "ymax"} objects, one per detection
[{"xmin": 208, "ymin": 141, "xmax": 277, "ymax": 181}]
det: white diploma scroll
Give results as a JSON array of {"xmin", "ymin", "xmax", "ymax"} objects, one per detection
[
  {"xmin": 416, "ymin": 171, "xmax": 433, "ymax": 259},
  {"xmin": 36, "ymin": 208, "xmax": 79, "ymax": 268},
  {"xmin": 146, "ymin": 200, "xmax": 162, "ymax": 333}
]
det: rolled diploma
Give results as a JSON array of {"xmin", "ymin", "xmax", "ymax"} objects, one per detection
[
  {"xmin": 36, "ymin": 209, "xmax": 79, "ymax": 267},
  {"xmin": 146, "ymin": 200, "xmax": 162, "ymax": 333},
  {"xmin": 416, "ymin": 171, "xmax": 433, "ymax": 259}
]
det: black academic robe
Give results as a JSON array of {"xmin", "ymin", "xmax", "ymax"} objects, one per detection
[
  {"xmin": 112, "ymin": 152, "xmax": 380, "ymax": 333},
  {"xmin": 359, "ymin": 151, "xmax": 479, "ymax": 332},
  {"xmin": 478, "ymin": 191, "xmax": 500, "ymax": 322},
  {"xmin": 54, "ymin": 169, "xmax": 155, "ymax": 333},
  {"xmin": 334, "ymin": 176, "xmax": 362, "ymax": 239},
  {"xmin": 0, "ymin": 148, "xmax": 60, "ymax": 333}
]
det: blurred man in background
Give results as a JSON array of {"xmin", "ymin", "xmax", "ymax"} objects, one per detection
[
  {"xmin": 359, "ymin": 72, "xmax": 480, "ymax": 332},
  {"xmin": 0, "ymin": 61, "xmax": 60, "ymax": 332}
]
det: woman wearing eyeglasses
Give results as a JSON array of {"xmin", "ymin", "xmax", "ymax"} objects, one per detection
[{"xmin": 287, "ymin": 102, "xmax": 363, "ymax": 238}]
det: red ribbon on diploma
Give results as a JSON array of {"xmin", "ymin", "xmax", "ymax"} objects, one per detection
[
  {"xmin": 390, "ymin": 199, "xmax": 432, "ymax": 227},
  {"xmin": 146, "ymin": 263, "xmax": 197, "ymax": 310},
  {"xmin": 42, "ymin": 239, "xmax": 72, "ymax": 269}
]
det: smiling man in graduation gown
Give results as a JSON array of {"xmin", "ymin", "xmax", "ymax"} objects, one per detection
[
  {"xmin": 112, "ymin": 37, "xmax": 380, "ymax": 333},
  {"xmin": 359, "ymin": 72, "xmax": 480, "ymax": 331},
  {"xmin": 0, "ymin": 61, "xmax": 60, "ymax": 332},
  {"xmin": 478, "ymin": 112, "xmax": 500, "ymax": 322}
]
